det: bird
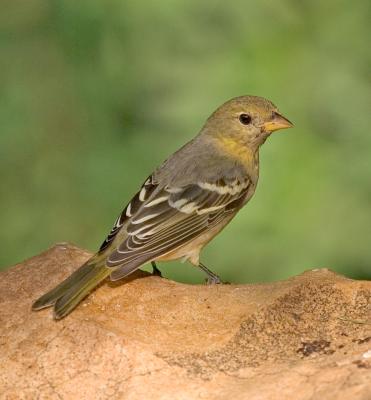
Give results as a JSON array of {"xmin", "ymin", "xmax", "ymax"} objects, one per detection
[{"xmin": 32, "ymin": 95, "xmax": 293, "ymax": 319}]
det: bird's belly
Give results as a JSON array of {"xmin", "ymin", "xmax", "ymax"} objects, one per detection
[{"xmin": 155, "ymin": 215, "xmax": 234, "ymax": 266}]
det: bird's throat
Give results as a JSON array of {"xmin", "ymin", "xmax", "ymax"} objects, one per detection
[{"xmin": 214, "ymin": 135, "xmax": 258, "ymax": 169}]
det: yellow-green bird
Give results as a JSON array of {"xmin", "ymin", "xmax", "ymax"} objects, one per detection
[{"xmin": 32, "ymin": 95, "xmax": 293, "ymax": 319}]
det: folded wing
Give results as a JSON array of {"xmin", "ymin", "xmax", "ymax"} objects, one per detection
[{"xmin": 100, "ymin": 175, "xmax": 251, "ymax": 280}]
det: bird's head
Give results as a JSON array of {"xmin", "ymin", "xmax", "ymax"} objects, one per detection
[{"xmin": 203, "ymin": 95, "xmax": 293, "ymax": 150}]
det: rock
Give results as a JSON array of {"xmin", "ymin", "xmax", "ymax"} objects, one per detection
[{"xmin": 0, "ymin": 244, "xmax": 370, "ymax": 400}]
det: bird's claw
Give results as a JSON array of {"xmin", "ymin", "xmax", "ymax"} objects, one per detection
[
  {"xmin": 151, "ymin": 262, "xmax": 163, "ymax": 277},
  {"xmin": 205, "ymin": 276, "xmax": 222, "ymax": 285}
]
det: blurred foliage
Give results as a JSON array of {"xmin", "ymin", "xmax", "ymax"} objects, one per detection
[{"xmin": 1, "ymin": 0, "xmax": 370, "ymax": 283}]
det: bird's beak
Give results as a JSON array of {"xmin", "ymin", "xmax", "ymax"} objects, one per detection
[{"xmin": 262, "ymin": 112, "xmax": 294, "ymax": 133}]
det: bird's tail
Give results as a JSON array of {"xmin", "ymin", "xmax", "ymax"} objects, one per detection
[{"xmin": 32, "ymin": 256, "xmax": 110, "ymax": 320}]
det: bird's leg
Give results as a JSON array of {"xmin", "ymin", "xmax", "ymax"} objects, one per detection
[
  {"xmin": 151, "ymin": 261, "xmax": 162, "ymax": 277},
  {"xmin": 198, "ymin": 262, "xmax": 222, "ymax": 284}
]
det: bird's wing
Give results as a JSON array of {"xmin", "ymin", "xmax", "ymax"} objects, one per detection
[
  {"xmin": 98, "ymin": 176, "xmax": 159, "ymax": 253},
  {"xmin": 101, "ymin": 174, "xmax": 252, "ymax": 280}
]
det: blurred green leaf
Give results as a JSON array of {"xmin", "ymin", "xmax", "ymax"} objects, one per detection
[{"xmin": 1, "ymin": 0, "xmax": 370, "ymax": 282}]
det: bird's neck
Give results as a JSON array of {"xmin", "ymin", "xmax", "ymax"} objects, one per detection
[{"xmin": 211, "ymin": 133, "xmax": 259, "ymax": 172}]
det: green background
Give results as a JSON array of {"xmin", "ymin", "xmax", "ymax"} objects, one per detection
[{"xmin": 1, "ymin": 0, "xmax": 370, "ymax": 283}]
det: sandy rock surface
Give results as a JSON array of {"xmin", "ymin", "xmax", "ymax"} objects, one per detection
[{"xmin": 0, "ymin": 244, "xmax": 370, "ymax": 400}]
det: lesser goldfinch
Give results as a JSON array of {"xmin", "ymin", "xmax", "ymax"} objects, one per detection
[{"xmin": 32, "ymin": 95, "xmax": 293, "ymax": 319}]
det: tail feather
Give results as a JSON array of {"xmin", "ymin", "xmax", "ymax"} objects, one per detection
[
  {"xmin": 53, "ymin": 266, "xmax": 109, "ymax": 319},
  {"xmin": 32, "ymin": 257, "xmax": 110, "ymax": 319}
]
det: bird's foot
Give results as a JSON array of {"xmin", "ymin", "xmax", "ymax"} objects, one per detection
[
  {"xmin": 198, "ymin": 262, "xmax": 226, "ymax": 285},
  {"xmin": 205, "ymin": 275, "xmax": 222, "ymax": 285},
  {"xmin": 151, "ymin": 262, "xmax": 163, "ymax": 277}
]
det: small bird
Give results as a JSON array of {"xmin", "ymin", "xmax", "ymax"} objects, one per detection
[{"xmin": 32, "ymin": 95, "xmax": 293, "ymax": 319}]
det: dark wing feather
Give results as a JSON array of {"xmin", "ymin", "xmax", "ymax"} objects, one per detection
[
  {"xmin": 105, "ymin": 175, "xmax": 251, "ymax": 279},
  {"xmin": 98, "ymin": 176, "xmax": 157, "ymax": 252}
]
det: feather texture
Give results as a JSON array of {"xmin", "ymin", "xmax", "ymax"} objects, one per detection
[{"xmin": 105, "ymin": 175, "xmax": 251, "ymax": 273}]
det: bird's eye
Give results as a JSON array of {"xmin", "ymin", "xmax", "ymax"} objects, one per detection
[{"xmin": 239, "ymin": 113, "xmax": 252, "ymax": 125}]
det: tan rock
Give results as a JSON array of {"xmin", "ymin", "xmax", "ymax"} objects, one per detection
[{"xmin": 0, "ymin": 243, "xmax": 370, "ymax": 400}]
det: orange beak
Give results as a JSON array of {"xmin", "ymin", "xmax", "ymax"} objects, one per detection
[{"xmin": 262, "ymin": 112, "xmax": 293, "ymax": 133}]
